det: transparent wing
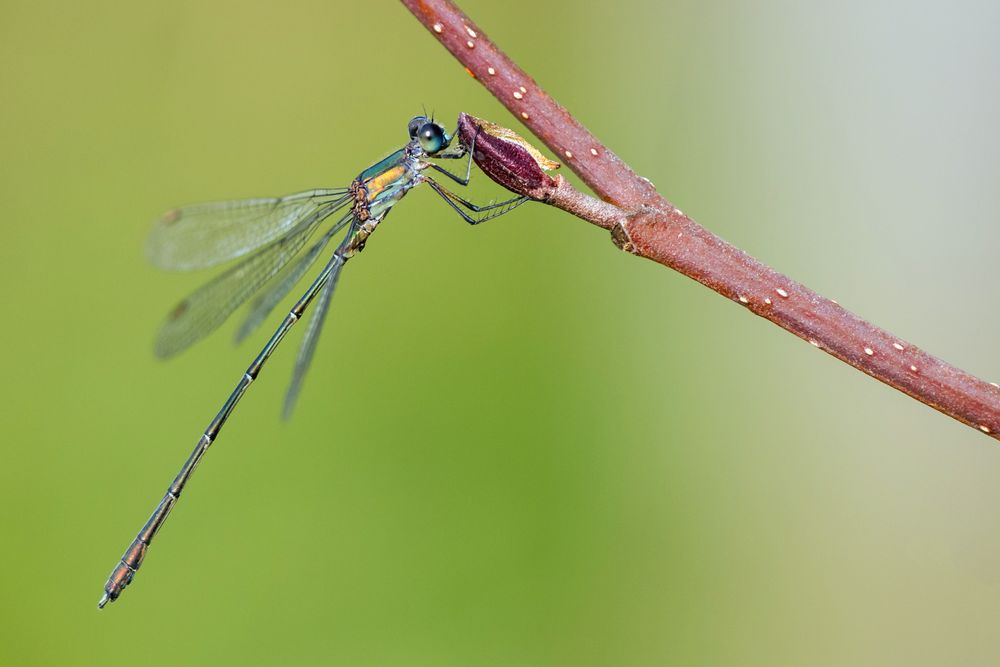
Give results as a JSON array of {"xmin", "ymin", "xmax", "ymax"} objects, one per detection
[
  {"xmin": 281, "ymin": 232, "xmax": 352, "ymax": 419},
  {"xmin": 147, "ymin": 189, "xmax": 350, "ymax": 271},
  {"xmin": 234, "ymin": 215, "xmax": 352, "ymax": 344},
  {"xmin": 154, "ymin": 201, "xmax": 350, "ymax": 359}
]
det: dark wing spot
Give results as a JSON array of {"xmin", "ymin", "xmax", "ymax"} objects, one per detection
[
  {"xmin": 169, "ymin": 300, "xmax": 189, "ymax": 321},
  {"xmin": 160, "ymin": 209, "xmax": 182, "ymax": 226}
]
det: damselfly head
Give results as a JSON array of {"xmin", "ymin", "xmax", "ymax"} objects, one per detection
[{"xmin": 408, "ymin": 115, "xmax": 451, "ymax": 155}]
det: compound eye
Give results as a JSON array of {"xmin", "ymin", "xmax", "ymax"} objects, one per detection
[
  {"xmin": 408, "ymin": 116, "xmax": 428, "ymax": 138},
  {"xmin": 418, "ymin": 122, "xmax": 448, "ymax": 154}
]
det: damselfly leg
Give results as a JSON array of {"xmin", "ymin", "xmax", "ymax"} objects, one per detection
[
  {"xmin": 424, "ymin": 128, "xmax": 530, "ymax": 224},
  {"xmin": 426, "ymin": 178, "xmax": 529, "ymax": 225}
]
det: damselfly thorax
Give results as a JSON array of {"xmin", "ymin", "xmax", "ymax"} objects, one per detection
[{"xmin": 346, "ymin": 142, "xmax": 435, "ymax": 255}]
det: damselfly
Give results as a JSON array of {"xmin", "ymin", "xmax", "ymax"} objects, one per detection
[{"xmin": 98, "ymin": 115, "xmax": 533, "ymax": 608}]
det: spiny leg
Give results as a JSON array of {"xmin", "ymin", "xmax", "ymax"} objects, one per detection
[
  {"xmin": 428, "ymin": 178, "xmax": 527, "ymax": 213},
  {"xmin": 425, "ymin": 178, "xmax": 528, "ymax": 225}
]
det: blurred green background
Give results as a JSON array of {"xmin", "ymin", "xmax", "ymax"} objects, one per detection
[{"xmin": 3, "ymin": 0, "xmax": 1000, "ymax": 664}]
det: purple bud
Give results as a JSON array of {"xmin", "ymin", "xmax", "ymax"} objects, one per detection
[{"xmin": 457, "ymin": 113, "xmax": 560, "ymax": 200}]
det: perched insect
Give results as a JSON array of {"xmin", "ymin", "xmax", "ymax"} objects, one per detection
[{"xmin": 98, "ymin": 114, "xmax": 541, "ymax": 608}]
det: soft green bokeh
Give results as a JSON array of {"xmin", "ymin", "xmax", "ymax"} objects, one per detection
[{"xmin": 2, "ymin": 1, "xmax": 1000, "ymax": 664}]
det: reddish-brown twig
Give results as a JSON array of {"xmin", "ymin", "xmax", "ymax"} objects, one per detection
[{"xmin": 401, "ymin": 0, "xmax": 1000, "ymax": 440}]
